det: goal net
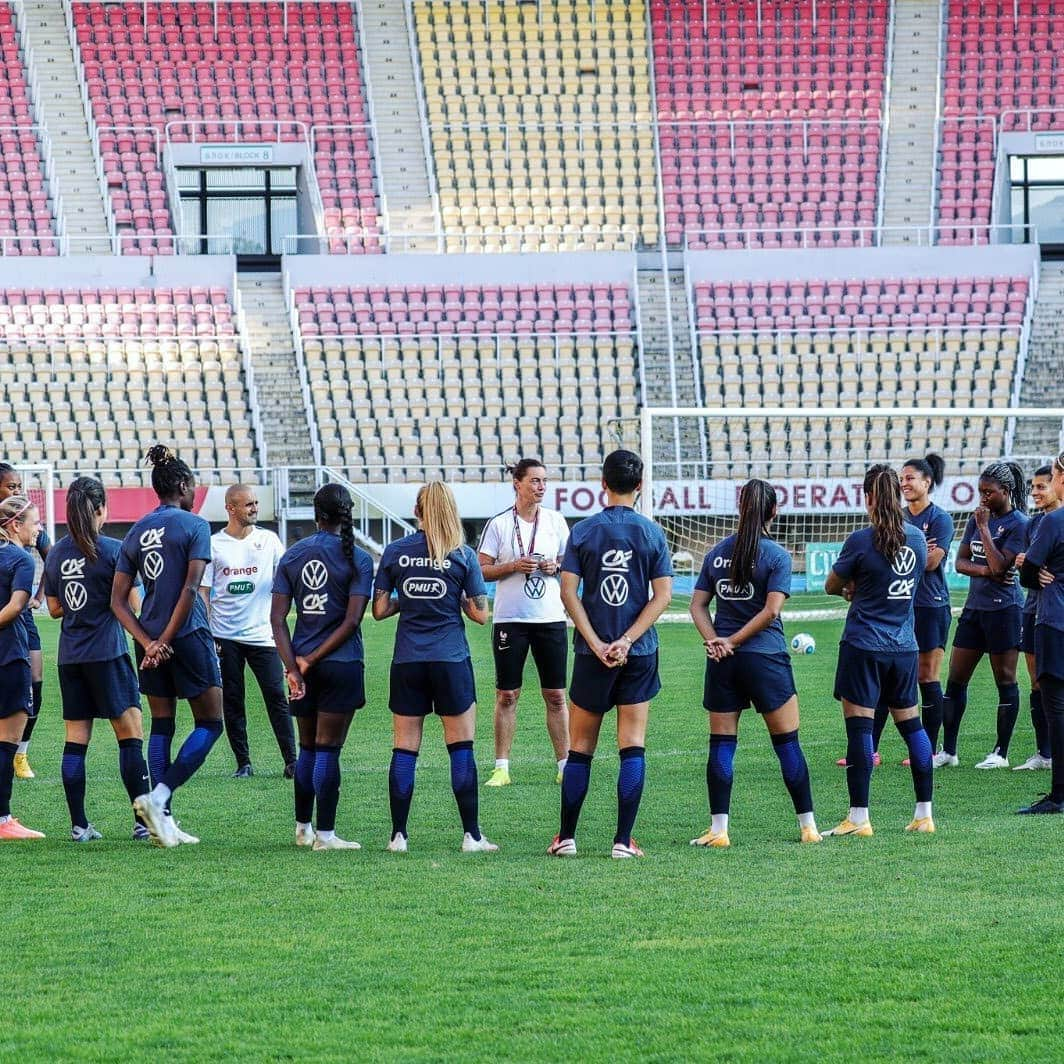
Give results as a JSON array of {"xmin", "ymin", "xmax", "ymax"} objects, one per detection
[
  {"xmin": 16, "ymin": 463, "xmax": 56, "ymax": 547},
  {"xmin": 636, "ymin": 406, "xmax": 1064, "ymax": 620}
]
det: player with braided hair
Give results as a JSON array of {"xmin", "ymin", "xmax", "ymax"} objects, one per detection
[
  {"xmin": 271, "ymin": 483, "xmax": 373, "ymax": 851},
  {"xmin": 112, "ymin": 445, "xmax": 222, "ymax": 847},
  {"xmin": 937, "ymin": 461, "xmax": 1028, "ymax": 769}
]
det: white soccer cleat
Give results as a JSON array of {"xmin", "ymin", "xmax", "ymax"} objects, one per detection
[
  {"xmin": 312, "ymin": 834, "xmax": 361, "ymax": 851},
  {"xmin": 71, "ymin": 823, "xmax": 103, "ymax": 843},
  {"xmin": 295, "ymin": 824, "xmax": 316, "ymax": 847},
  {"xmin": 172, "ymin": 821, "xmax": 199, "ymax": 844},
  {"xmin": 546, "ymin": 835, "xmax": 577, "ymax": 857},
  {"xmin": 461, "ymin": 832, "xmax": 499, "ymax": 853},
  {"xmin": 1013, "ymin": 754, "xmax": 1052, "ymax": 771},
  {"xmin": 975, "ymin": 751, "xmax": 1010, "ymax": 770},
  {"xmin": 387, "ymin": 832, "xmax": 408, "ymax": 853},
  {"xmin": 133, "ymin": 792, "xmax": 179, "ymax": 848},
  {"xmin": 611, "ymin": 839, "xmax": 646, "ymax": 858},
  {"xmin": 932, "ymin": 751, "xmax": 960, "ymax": 768}
]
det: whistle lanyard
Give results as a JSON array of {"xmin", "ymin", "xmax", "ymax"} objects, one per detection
[{"xmin": 513, "ymin": 506, "xmax": 539, "ymax": 558}]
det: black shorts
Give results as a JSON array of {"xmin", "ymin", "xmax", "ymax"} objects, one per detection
[
  {"xmin": 289, "ymin": 660, "xmax": 366, "ymax": 717},
  {"xmin": 136, "ymin": 628, "xmax": 222, "ymax": 701},
  {"xmin": 1020, "ymin": 613, "xmax": 1037, "ymax": 655},
  {"xmin": 0, "ymin": 659, "xmax": 31, "ymax": 717},
  {"xmin": 1035, "ymin": 626, "xmax": 1064, "ymax": 683},
  {"xmin": 493, "ymin": 621, "xmax": 568, "ymax": 691},
  {"xmin": 22, "ymin": 608, "xmax": 40, "ymax": 652},
  {"xmin": 570, "ymin": 651, "xmax": 661, "ymax": 714},
  {"xmin": 390, "ymin": 659, "xmax": 476, "ymax": 717},
  {"xmin": 834, "ymin": 643, "xmax": 918, "ymax": 709},
  {"xmin": 953, "ymin": 606, "xmax": 1022, "ymax": 655},
  {"xmin": 704, "ymin": 651, "xmax": 796, "ymax": 714},
  {"xmin": 59, "ymin": 656, "xmax": 141, "ymax": 720},
  {"xmin": 914, "ymin": 605, "xmax": 952, "ymax": 654}
]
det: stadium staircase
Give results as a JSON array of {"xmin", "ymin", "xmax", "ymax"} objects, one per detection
[
  {"xmin": 19, "ymin": 0, "xmax": 111, "ymax": 253},
  {"xmin": 1013, "ymin": 262, "xmax": 1064, "ymax": 458},
  {"xmin": 879, "ymin": 0, "xmax": 941, "ymax": 243},
  {"xmin": 359, "ymin": 0, "xmax": 437, "ymax": 247}
]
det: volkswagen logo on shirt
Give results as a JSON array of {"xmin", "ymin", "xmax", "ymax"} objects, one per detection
[
  {"xmin": 64, "ymin": 580, "xmax": 87, "ymax": 612},
  {"xmin": 888, "ymin": 546, "xmax": 918, "ymax": 600},
  {"xmin": 892, "ymin": 546, "xmax": 918, "ymax": 578},
  {"xmin": 524, "ymin": 575, "xmax": 546, "ymax": 600},
  {"xmin": 143, "ymin": 550, "xmax": 164, "ymax": 581},
  {"xmin": 301, "ymin": 559, "xmax": 328, "ymax": 591},
  {"xmin": 601, "ymin": 572, "xmax": 630, "ymax": 606}
]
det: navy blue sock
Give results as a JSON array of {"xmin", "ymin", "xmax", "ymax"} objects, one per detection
[
  {"xmin": 919, "ymin": 681, "xmax": 944, "ymax": 751},
  {"xmin": 162, "ymin": 719, "xmax": 223, "ymax": 793},
  {"xmin": 447, "ymin": 740, "xmax": 480, "ymax": 839},
  {"xmin": 62, "ymin": 741, "xmax": 89, "ymax": 829},
  {"xmin": 118, "ymin": 737, "xmax": 149, "ymax": 828},
  {"xmin": 771, "ymin": 729, "xmax": 814, "ymax": 815},
  {"xmin": 707, "ymin": 734, "xmax": 737, "ymax": 815},
  {"xmin": 845, "ymin": 716, "xmax": 875, "ymax": 808},
  {"xmin": 615, "ymin": 745, "xmax": 646, "ymax": 847},
  {"xmin": 294, "ymin": 743, "xmax": 316, "ymax": 824},
  {"xmin": 21, "ymin": 692, "xmax": 40, "ymax": 741},
  {"xmin": 148, "ymin": 717, "xmax": 175, "ymax": 788},
  {"xmin": 560, "ymin": 749, "xmax": 592, "ymax": 840},
  {"xmin": 312, "ymin": 744, "xmax": 342, "ymax": 833},
  {"xmin": 872, "ymin": 699, "xmax": 889, "ymax": 752},
  {"xmin": 0, "ymin": 740, "xmax": 15, "ymax": 818},
  {"xmin": 995, "ymin": 683, "xmax": 1021, "ymax": 757},
  {"xmin": 388, "ymin": 747, "xmax": 418, "ymax": 838},
  {"xmin": 1032, "ymin": 690, "xmax": 1051, "ymax": 759},
  {"xmin": 941, "ymin": 682, "xmax": 968, "ymax": 756},
  {"xmin": 897, "ymin": 716, "xmax": 934, "ymax": 803}
]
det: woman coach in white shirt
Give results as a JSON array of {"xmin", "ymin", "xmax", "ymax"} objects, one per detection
[
  {"xmin": 478, "ymin": 459, "xmax": 571, "ymax": 786},
  {"xmin": 200, "ymin": 484, "xmax": 297, "ymax": 778}
]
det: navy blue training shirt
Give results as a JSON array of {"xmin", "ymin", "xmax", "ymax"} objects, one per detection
[
  {"xmin": 0, "ymin": 542, "xmax": 35, "ymax": 665},
  {"xmin": 959, "ymin": 509, "xmax": 1027, "ymax": 611},
  {"xmin": 561, "ymin": 506, "xmax": 673, "ymax": 656},
  {"xmin": 116, "ymin": 504, "xmax": 211, "ymax": 640},
  {"xmin": 694, "ymin": 534, "xmax": 791, "ymax": 654},
  {"xmin": 273, "ymin": 531, "xmax": 373, "ymax": 663},
  {"xmin": 1024, "ymin": 508, "xmax": 1064, "ymax": 632},
  {"xmin": 374, "ymin": 532, "xmax": 486, "ymax": 664},
  {"xmin": 44, "ymin": 535, "xmax": 130, "ymax": 665},
  {"xmin": 832, "ymin": 524, "xmax": 928, "ymax": 652},
  {"xmin": 1022, "ymin": 512, "xmax": 1047, "ymax": 617},
  {"xmin": 905, "ymin": 502, "xmax": 954, "ymax": 608}
]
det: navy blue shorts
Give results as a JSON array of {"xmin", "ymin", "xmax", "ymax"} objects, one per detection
[
  {"xmin": 914, "ymin": 605, "xmax": 952, "ymax": 654},
  {"xmin": 0, "ymin": 659, "xmax": 31, "ymax": 717},
  {"xmin": 1035, "ymin": 625, "xmax": 1064, "ymax": 683},
  {"xmin": 570, "ymin": 651, "xmax": 661, "ymax": 714},
  {"xmin": 953, "ymin": 606, "xmax": 1022, "ymax": 655},
  {"xmin": 136, "ymin": 628, "xmax": 222, "ymax": 701},
  {"xmin": 703, "ymin": 651, "xmax": 796, "ymax": 714},
  {"xmin": 1020, "ymin": 613, "xmax": 1037, "ymax": 655},
  {"xmin": 289, "ymin": 659, "xmax": 365, "ymax": 717},
  {"xmin": 390, "ymin": 658, "xmax": 476, "ymax": 717},
  {"xmin": 22, "ymin": 608, "xmax": 40, "ymax": 652},
  {"xmin": 59, "ymin": 655, "xmax": 141, "ymax": 720},
  {"xmin": 834, "ymin": 643, "xmax": 919, "ymax": 709}
]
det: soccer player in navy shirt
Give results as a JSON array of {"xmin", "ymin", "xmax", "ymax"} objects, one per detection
[
  {"xmin": 548, "ymin": 450, "xmax": 673, "ymax": 859},
  {"xmin": 1013, "ymin": 464, "xmax": 1059, "ymax": 771},
  {"xmin": 0, "ymin": 496, "xmax": 45, "ymax": 839},
  {"xmin": 937, "ymin": 461, "xmax": 1028, "ymax": 769},
  {"xmin": 0, "ymin": 462, "xmax": 50, "ymax": 779},
  {"xmin": 1018, "ymin": 451, "xmax": 1064, "ymax": 813},
  {"xmin": 43, "ymin": 477, "xmax": 150, "ymax": 842},
  {"xmin": 689, "ymin": 479, "xmax": 820, "ymax": 847},
  {"xmin": 112, "ymin": 446, "xmax": 222, "ymax": 848},
  {"xmin": 824, "ymin": 465, "xmax": 934, "ymax": 836},
  {"xmin": 374, "ymin": 482, "xmax": 497, "ymax": 853},
  {"xmin": 272, "ymin": 484, "xmax": 373, "ymax": 851}
]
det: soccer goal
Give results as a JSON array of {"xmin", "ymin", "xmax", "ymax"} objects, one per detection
[
  {"xmin": 638, "ymin": 406, "xmax": 1064, "ymax": 621},
  {"xmin": 16, "ymin": 463, "xmax": 56, "ymax": 546}
]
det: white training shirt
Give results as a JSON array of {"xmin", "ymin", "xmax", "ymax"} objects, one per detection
[
  {"xmin": 201, "ymin": 527, "xmax": 285, "ymax": 645},
  {"xmin": 478, "ymin": 506, "xmax": 569, "ymax": 624}
]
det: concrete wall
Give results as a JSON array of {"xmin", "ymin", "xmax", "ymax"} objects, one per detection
[{"xmin": 0, "ymin": 255, "xmax": 237, "ymax": 289}]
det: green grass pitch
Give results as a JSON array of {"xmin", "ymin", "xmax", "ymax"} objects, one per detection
[{"xmin": 3, "ymin": 615, "xmax": 1061, "ymax": 1062}]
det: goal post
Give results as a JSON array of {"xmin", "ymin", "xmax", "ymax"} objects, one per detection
[
  {"xmin": 16, "ymin": 463, "xmax": 56, "ymax": 546},
  {"xmin": 638, "ymin": 406, "xmax": 1064, "ymax": 620}
]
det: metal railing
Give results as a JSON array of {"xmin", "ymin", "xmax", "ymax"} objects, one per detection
[
  {"xmin": 283, "ymin": 273, "xmax": 324, "ymax": 467},
  {"xmin": 683, "ymin": 222, "xmax": 1037, "ymax": 250},
  {"xmin": 403, "ymin": 0, "xmax": 442, "ymax": 230},
  {"xmin": 281, "ymin": 225, "xmax": 639, "ymax": 254},
  {"xmin": 998, "ymin": 108, "xmax": 1064, "ymax": 134},
  {"xmin": 231, "ymin": 278, "xmax": 268, "ymax": 470},
  {"xmin": 874, "ymin": 0, "xmax": 896, "ymax": 234}
]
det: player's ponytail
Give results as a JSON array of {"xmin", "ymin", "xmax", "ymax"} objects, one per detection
[
  {"xmin": 146, "ymin": 444, "xmax": 194, "ymax": 501},
  {"xmin": 415, "ymin": 481, "xmax": 463, "ymax": 568},
  {"xmin": 313, "ymin": 483, "xmax": 355, "ymax": 568},
  {"xmin": 904, "ymin": 453, "xmax": 945, "ymax": 489},
  {"xmin": 864, "ymin": 464, "xmax": 906, "ymax": 560},
  {"xmin": 66, "ymin": 477, "xmax": 106, "ymax": 563},
  {"xmin": 731, "ymin": 478, "xmax": 776, "ymax": 588},
  {"xmin": 981, "ymin": 460, "xmax": 1028, "ymax": 514}
]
